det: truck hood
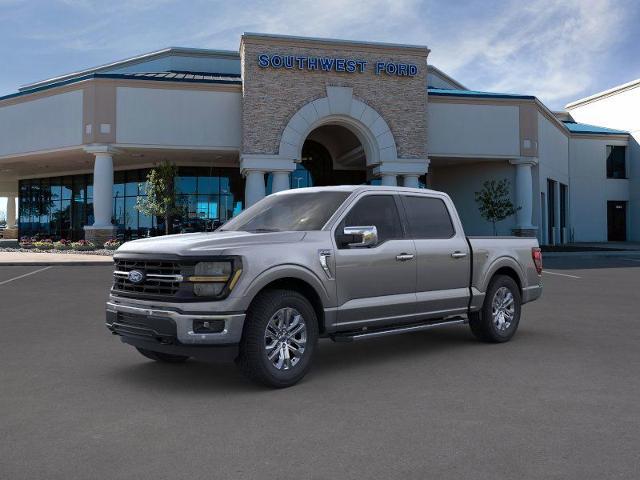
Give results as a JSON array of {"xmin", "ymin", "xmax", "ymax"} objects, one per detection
[{"xmin": 115, "ymin": 231, "xmax": 307, "ymax": 256}]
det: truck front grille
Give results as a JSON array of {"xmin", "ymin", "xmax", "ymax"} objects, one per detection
[{"xmin": 112, "ymin": 259, "xmax": 182, "ymax": 297}]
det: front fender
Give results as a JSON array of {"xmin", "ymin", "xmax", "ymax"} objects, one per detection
[{"xmin": 238, "ymin": 263, "xmax": 334, "ymax": 311}]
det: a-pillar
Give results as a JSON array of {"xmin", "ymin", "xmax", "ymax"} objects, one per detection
[
  {"xmin": 84, "ymin": 145, "xmax": 117, "ymax": 244},
  {"xmin": 509, "ymin": 157, "xmax": 538, "ymax": 237}
]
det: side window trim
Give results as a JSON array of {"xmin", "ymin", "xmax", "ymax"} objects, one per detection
[{"xmin": 400, "ymin": 194, "xmax": 457, "ymax": 240}]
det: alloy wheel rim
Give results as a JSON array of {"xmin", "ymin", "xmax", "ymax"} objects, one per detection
[
  {"xmin": 264, "ymin": 307, "xmax": 307, "ymax": 370},
  {"xmin": 492, "ymin": 286, "xmax": 515, "ymax": 332}
]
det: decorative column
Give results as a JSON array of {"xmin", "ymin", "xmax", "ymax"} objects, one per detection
[
  {"xmin": 554, "ymin": 181, "xmax": 562, "ymax": 244},
  {"xmin": 271, "ymin": 171, "xmax": 290, "ymax": 193},
  {"xmin": 240, "ymin": 154, "xmax": 296, "ymax": 208},
  {"xmin": 380, "ymin": 174, "xmax": 397, "ymax": 186},
  {"xmin": 402, "ymin": 175, "xmax": 420, "ymax": 189},
  {"xmin": 84, "ymin": 145, "xmax": 117, "ymax": 244},
  {"xmin": 2, "ymin": 195, "xmax": 18, "ymax": 240},
  {"xmin": 374, "ymin": 159, "xmax": 429, "ymax": 189},
  {"xmin": 6, "ymin": 195, "xmax": 16, "ymax": 228},
  {"xmin": 244, "ymin": 170, "xmax": 266, "ymax": 207},
  {"xmin": 509, "ymin": 157, "xmax": 538, "ymax": 237}
]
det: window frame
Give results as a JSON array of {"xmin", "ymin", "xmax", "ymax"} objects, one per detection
[
  {"xmin": 332, "ymin": 192, "xmax": 406, "ymax": 249},
  {"xmin": 398, "ymin": 193, "xmax": 457, "ymax": 240},
  {"xmin": 606, "ymin": 145, "xmax": 627, "ymax": 179}
]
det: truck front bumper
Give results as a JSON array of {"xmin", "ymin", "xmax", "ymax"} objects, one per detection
[{"xmin": 106, "ymin": 301, "xmax": 245, "ymax": 355}]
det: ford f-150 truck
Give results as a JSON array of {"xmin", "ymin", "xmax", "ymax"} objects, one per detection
[{"xmin": 106, "ymin": 185, "xmax": 543, "ymax": 387}]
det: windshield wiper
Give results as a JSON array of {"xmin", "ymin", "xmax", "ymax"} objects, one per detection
[{"xmin": 247, "ymin": 228, "xmax": 281, "ymax": 233}]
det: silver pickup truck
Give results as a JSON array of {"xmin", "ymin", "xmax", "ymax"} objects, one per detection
[{"xmin": 107, "ymin": 185, "xmax": 542, "ymax": 387}]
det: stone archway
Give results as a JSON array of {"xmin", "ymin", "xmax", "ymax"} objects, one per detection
[{"xmin": 278, "ymin": 86, "xmax": 398, "ymax": 167}]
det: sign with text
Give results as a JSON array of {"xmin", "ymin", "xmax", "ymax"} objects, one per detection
[{"xmin": 257, "ymin": 53, "xmax": 418, "ymax": 77}]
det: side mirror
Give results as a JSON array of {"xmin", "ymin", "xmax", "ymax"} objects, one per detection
[{"xmin": 338, "ymin": 225, "xmax": 378, "ymax": 248}]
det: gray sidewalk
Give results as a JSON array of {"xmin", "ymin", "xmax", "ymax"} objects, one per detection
[{"xmin": 0, "ymin": 251, "xmax": 114, "ymax": 266}]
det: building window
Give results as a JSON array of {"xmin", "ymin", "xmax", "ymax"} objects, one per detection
[
  {"xmin": 606, "ymin": 146, "xmax": 626, "ymax": 179},
  {"xmin": 18, "ymin": 166, "xmax": 245, "ymax": 241}
]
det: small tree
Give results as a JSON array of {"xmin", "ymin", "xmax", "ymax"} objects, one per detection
[
  {"xmin": 136, "ymin": 161, "xmax": 182, "ymax": 235},
  {"xmin": 474, "ymin": 179, "xmax": 519, "ymax": 236}
]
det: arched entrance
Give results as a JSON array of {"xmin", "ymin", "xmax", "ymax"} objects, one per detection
[
  {"xmin": 242, "ymin": 86, "xmax": 429, "ymax": 206},
  {"xmin": 298, "ymin": 124, "xmax": 368, "ymax": 187}
]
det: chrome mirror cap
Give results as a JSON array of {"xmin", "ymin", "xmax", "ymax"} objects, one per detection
[{"xmin": 344, "ymin": 225, "xmax": 378, "ymax": 248}]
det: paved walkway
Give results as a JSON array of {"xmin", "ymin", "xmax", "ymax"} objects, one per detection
[{"xmin": 0, "ymin": 252, "xmax": 114, "ymax": 265}]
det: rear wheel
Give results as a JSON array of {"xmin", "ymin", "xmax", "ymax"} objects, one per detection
[
  {"xmin": 136, "ymin": 347, "xmax": 189, "ymax": 363},
  {"xmin": 237, "ymin": 289, "xmax": 318, "ymax": 388},
  {"xmin": 469, "ymin": 275, "xmax": 521, "ymax": 343}
]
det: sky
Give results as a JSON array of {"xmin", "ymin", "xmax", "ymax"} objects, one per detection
[{"xmin": 1, "ymin": 0, "xmax": 640, "ymax": 215}]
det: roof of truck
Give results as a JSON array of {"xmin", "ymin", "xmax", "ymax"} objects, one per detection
[{"xmin": 273, "ymin": 185, "xmax": 442, "ymax": 195}]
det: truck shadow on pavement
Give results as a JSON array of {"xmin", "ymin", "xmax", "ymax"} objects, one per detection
[{"xmin": 106, "ymin": 326, "xmax": 549, "ymax": 393}]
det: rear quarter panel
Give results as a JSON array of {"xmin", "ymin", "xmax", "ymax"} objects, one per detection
[{"xmin": 467, "ymin": 236, "xmax": 542, "ymax": 308}]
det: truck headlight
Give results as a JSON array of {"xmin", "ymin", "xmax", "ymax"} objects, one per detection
[{"xmin": 188, "ymin": 260, "xmax": 242, "ymax": 297}]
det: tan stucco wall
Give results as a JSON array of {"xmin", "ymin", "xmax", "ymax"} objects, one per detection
[{"xmin": 240, "ymin": 35, "xmax": 429, "ymax": 160}]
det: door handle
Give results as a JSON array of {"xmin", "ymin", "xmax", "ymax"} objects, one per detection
[
  {"xmin": 451, "ymin": 251, "xmax": 467, "ymax": 259},
  {"xmin": 396, "ymin": 253, "xmax": 415, "ymax": 261}
]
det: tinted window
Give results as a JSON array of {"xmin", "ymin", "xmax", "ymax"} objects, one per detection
[
  {"xmin": 606, "ymin": 145, "xmax": 626, "ymax": 179},
  {"xmin": 401, "ymin": 196, "xmax": 455, "ymax": 239},
  {"xmin": 342, "ymin": 195, "xmax": 403, "ymax": 243},
  {"xmin": 221, "ymin": 191, "xmax": 349, "ymax": 232}
]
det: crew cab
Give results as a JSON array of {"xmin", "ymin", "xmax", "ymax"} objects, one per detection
[{"xmin": 106, "ymin": 186, "xmax": 543, "ymax": 387}]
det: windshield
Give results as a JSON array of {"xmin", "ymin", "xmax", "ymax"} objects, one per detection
[{"xmin": 220, "ymin": 191, "xmax": 350, "ymax": 232}]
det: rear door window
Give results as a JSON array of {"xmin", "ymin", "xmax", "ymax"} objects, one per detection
[{"xmin": 401, "ymin": 195, "xmax": 455, "ymax": 239}]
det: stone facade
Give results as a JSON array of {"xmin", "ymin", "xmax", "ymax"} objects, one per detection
[{"xmin": 240, "ymin": 34, "xmax": 429, "ymax": 161}]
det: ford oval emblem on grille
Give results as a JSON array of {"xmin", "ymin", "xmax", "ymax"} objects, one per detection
[{"xmin": 128, "ymin": 270, "xmax": 146, "ymax": 284}]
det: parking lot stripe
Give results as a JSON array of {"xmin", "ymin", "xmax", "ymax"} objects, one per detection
[
  {"xmin": 543, "ymin": 270, "xmax": 581, "ymax": 279},
  {"xmin": 0, "ymin": 266, "xmax": 52, "ymax": 286}
]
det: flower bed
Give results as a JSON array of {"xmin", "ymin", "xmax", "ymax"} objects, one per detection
[
  {"xmin": 4, "ymin": 236, "xmax": 113, "ymax": 255},
  {"xmin": 71, "ymin": 240, "xmax": 96, "ymax": 251},
  {"xmin": 103, "ymin": 239, "xmax": 122, "ymax": 250}
]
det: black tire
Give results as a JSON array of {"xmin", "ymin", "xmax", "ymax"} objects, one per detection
[
  {"xmin": 469, "ymin": 275, "xmax": 522, "ymax": 343},
  {"xmin": 136, "ymin": 347, "xmax": 189, "ymax": 363},
  {"xmin": 237, "ymin": 289, "xmax": 319, "ymax": 388}
]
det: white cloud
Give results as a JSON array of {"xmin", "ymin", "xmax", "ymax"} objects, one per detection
[
  {"xmin": 427, "ymin": 0, "xmax": 629, "ymax": 107},
  {"xmin": 2, "ymin": 0, "xmax": 635, "ymax": 109}
]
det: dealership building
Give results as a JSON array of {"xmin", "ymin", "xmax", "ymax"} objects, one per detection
[{"xmin": 0, "ymin": 33, "xmax": 637, "ymax": 244}]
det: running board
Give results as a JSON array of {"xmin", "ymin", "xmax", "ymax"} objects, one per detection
[{"xmin": 330, "ymin": 317, "xmax": 467, "ymax": 343}]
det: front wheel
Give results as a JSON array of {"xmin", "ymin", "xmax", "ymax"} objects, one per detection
[
  {"xmin": 237, "ymin": 289, "xmax": 318, "ymax": 388},
  {"xmin": 469, "ymin": 275, "xmax": 522, "ymax": 343}
]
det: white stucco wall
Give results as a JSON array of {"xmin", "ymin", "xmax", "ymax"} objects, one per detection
[
  {"xmin": 569, "ymin": 137, "xmax": 630, "ymax": 242},
  {"xmin": 115, "ymin": 87, "xmax": 242, "ymax": 148},
  {"xmin": 430, "ymin": 161, "xmax": 517, "ymax": 236},
  {"xmin": 427, "ymin": 102, "xmax": 520, "ymax": 157},
  {"xmin": 0, "ymin": 90, "xmax": 83, "ymax": 157},
  {"xmin": 568, "ymin": 86, "xmax": 639, "ymax": 241},
  {"xmin": 536, "ymin": 113, "xmax": 569, "ymax": 243}
]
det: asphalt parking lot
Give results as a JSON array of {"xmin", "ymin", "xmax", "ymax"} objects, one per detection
[{"xmin": 1, "ymin": 257, "xmax": 639, "ymax": 479}]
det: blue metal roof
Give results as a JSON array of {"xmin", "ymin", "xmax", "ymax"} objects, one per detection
[
  {"xmin": 428, "ymin": 87, "xmax": 535, "ymax": 100},
  {"xmin": 562, "ymin": 121, "xmax": 628, "ymax": 135},
  {"xmin": 0, "ymin": 71, "xmax": 242, "ymax": 102}
]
